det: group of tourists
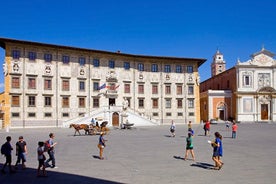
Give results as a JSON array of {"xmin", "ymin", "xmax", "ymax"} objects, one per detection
[
  {"xmin": 170, "ymin": 119, "xmax": 238, "ymax": 170},
  {"xmin": 1, "ymin": 133, "xmax": 57, "ymax": 177}
]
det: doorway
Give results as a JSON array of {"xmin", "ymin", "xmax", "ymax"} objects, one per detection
[
  {"xmin": 109, "ymin": 98, "xmax": 115, "ymax": 106},
  {"xmin": 112, "ymin": 112, "xmax": 119, "ymax": 127},
  {"xmin": 261, "ymin": 104, "xmax": 268, "ymax": 120}
]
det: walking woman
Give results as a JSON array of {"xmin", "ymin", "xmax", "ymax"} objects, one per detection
[
  {"xmin": 184, "ymin": 132, "xmax": 195, "ymax": 161},
  {"xmin": 98, "ymin": 132, "xmax": 107, "ymax": 160}
]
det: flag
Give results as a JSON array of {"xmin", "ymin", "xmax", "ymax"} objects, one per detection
[
  {"xmin": 115, "ymin": 85, "xmax": 120, "ymax": 89},
  {"xmin": 98, "ymin": 83, "xmax": 106, "ymax": 90}
]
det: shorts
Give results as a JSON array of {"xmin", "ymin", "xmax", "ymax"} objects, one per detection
[
  {"xmin": 170, "ymin": 129, "xmax": 175, "ymax": 133},
  {"xmin": 213, "ymin": 150, "xmax": 220, "ymax": 157}
]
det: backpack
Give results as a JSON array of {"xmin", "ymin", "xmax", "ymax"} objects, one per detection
[
  {"xmin": 44, "ymin": 140, "xmax": 51, "ymax": 151},
  {"xmin": 1, "ymin": 143, "xmax": 7, "ymax": 155}
]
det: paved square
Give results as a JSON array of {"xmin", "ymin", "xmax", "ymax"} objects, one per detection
[{"xmin": 1, "ymin": 123, "xmax": 276, "ymax": 184}]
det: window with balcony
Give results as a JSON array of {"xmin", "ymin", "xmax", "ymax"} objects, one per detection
[
  {"xmin": 165, "ymin": 99, "xmax": 171, "ymax": 108},
  {"xmin": 176, "ymin": 85, "xmax": 182, "ymax": 95},
  {"xmin": 165, "ymin": 85, "xmax": 171, "ymax": 94},
  {"xmin": 138, "ymin": 98, "xmax": 144, "ymax": 108},
  {"xmin": 188, "ymin": 86, "xmax": 194, "ymax": 95},
  {"xmin": 177, "ymin": 99, "xmax": 183, "ymax": 108},
  {"xmin": 93, "ymin": 98, "xmax": 99, "ymax": 108},
  {"xmin": 188, "ymin": 98, "xmax": 194, "ymax": 108}
]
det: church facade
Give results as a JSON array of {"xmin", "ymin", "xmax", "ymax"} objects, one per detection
[
  {"xmin": 200, "ymin": 48, "xmax": 276, "ymax": 123},
  {"xmin": 0, "ymin": 37, "xmax": 206, "ymax": 128}
]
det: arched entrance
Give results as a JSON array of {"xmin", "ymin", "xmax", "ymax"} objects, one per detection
[
  {"xmin": 217, "ymin": 102, "xmax": 227, "ymax": 121},
  {"xmin": 258, "ymin": 87, "xmax": 276, "ymax": 121},
  {"xmin": 112, "ymin": 112, "xmax": 119, "ymax": 127}
]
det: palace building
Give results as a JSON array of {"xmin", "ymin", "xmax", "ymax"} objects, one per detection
[
  {"xmin": 200, "ymin": 48, "xmax": 276, "ymax": 123},
  {"xmin": 0, "ymin": 37, "xmax": 206, "ymax": 128}
]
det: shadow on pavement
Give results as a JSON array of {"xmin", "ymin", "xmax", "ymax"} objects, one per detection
[
  {"xmin": 190, "ymin": 162, "xmax": 214, "ymax": 170},
  {"xmin": 0, "ymin": 163, "xmax": 123, "ymax": 184}
]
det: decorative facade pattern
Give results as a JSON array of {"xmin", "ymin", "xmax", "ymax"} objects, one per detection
[{"xmin": 0, "ymin": 38, "xmax": 206, "ymax": 128}]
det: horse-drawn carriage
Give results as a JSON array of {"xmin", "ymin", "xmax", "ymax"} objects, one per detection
[{"xmin": 69, "ymin": 121, "xmax": 109, "ymax": 136}]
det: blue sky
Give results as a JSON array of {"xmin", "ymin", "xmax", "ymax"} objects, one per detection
[{"xmin": 1, "ymin": 0, "xmax": 276, "ymax": 91}]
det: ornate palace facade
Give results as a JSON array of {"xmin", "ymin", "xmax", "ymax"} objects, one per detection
[{"xmin": 0, "ymin": 37, "xmax": 205, "ymax": 128}]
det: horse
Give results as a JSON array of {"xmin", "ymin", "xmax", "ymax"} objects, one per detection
[{"xmin": 69, "ymin": 124, "xmax": 89, "ymax": 136}]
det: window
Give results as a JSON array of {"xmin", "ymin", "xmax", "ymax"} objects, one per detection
[
  {"xmin": 164, "ymin": 65, "xmax": 171, "ymax": 73},
  {"xmin": 151, "ymin": 64, "xmax": 158, "ymax": 72},
  {"xmin": 165, "ymin": 99, "xmax": 171, "ymax": 108},
  {"xmin": 176, "ymin": 65, "xmax": 182, "ymax": 73},
  {"xmin": 109, "ymin": 60, "xmax": 115, "ymax": 68},
  {"xmin": 28, "ymin": 113, "xmax": 36, "ymax": 117},
  {"xmin": 152, "ymin": 85, "xmax": 158, "ymax": 94},
  {"xmin": 124, "ymin": 62, "xmax": 130, "ymax": 70},
  {"xmin": 165, "ymin": 85, "xmax": 171, "ymax": 94},
  {"xmin": 152, "ymin": 112, "xmax": 159, "ymax": 116},
  {"xmin": 79, "ymin": 81, "xmax": 85, "ymax": 91},
  {"xmin": 62, "ymin": 55, "xmax": 70, "ymax": 64},
  {"xmin": 177, "ymin": 99, "xmax": 183, "ymax": 108},
  {"xmin": 44, "ymin": 53, "xmax": 52, "ymax": 62},
  {"xmin": 138, "ymin": 98, "xmax": 144, "ymax": 108},
  {"xmin": 79, "ymin": 97, "xmax": 85, "ymax": 108},
  {"xmin": 188, "ymin": 98, "xmax": 194, "ymax": 108},
  {"xmin": 12, "ymin": 113, "xmax": 20, "ymax": 117},
  {"xmin": 62, "ymin": 97, "xmax": 69, "ymax": 107},
  {"xmin": 166, "ymin": 112, "xmax": 172, "ymax": 116},
  {"xmin": 138, "ymin": 63, "xmax": 144, "ymax": 71},
  {"xmin": 187, "ymin": 66, "xmax": 193, "ymax": 73},
  {"xmin": 45, "ymin": 96, "xmax": 52, "ymax": 107},
  {"xmin": 138, "ymin": 84, "xmax": 144, "ymax": 94},
  {"xmin": 28, "ymin": 78, "xmax": 36, "ymax": 89},
  {"xmin": 12, "ymin": 50, "xmax": 20, "ymax": 59},
  {"xmin": 28, "ymin": 96, "xmax": 36, "ymax": 106},
  {"xmin": 189, "ymin": 112, "xmax": 194, "ymax": 116},
  {"xmin": 124, "ymin": 84, "xmax": 130, "ymax": 93},
  {"xmin": 62, "ymin": 113, "xmax": 69, "ymax": 117},
  {"xmin": 44, "ymin": 79, "xmax": 52, "ymax": 90},
  {"xmin": 45, "ymin": 113, "xmax": 52, "ymax": 117},
  {"xmin": 188, "ymin": 86, "xmax": 194, "ymax": 95},
  {"xmin": 93, "ymin": 98, "xmax": 99, "ymax": 108},
  {"xmin": 12, "ymin": 96, "xmax": 20, "ymax": 106},
  {"xmin": 93, "ymin": 59, "xmax": 100, "ymax": 67},
  {"xmin": 12, "ymin": 77, "xmax": 20, "ymax": 88},
  {"xmin": 28, "ymin": 52, "xmax": 36, "ymax": 60},
  {"xmin": 93, "ymin": 82, "xmax": 99, "ymax": 91},
  {"xmin": 243, "ymin": 75, "xmax": 251, "ymax": 86},
  {"xmin": 79, "ymin": 57, "xmax": 86, "ymax": 66},
  {"xmin": 152, "ymin": 99, "xmax": 158, "ymax": 108},
  {"xmin": 62, "ymin": 80, "xmax": 70, "ymax": 91},
  {"xmin": 153, "ymin": 112, "xmax": 159, "ymax": 116},
  {"xmin": 176, "ymin": 85, "xmax": 182, "ymax": 95},
  {"xmin": 178, "ymin": 112, "xmax": 183, "ymax": 116}
]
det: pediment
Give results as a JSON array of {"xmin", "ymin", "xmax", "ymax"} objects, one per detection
[{"xmin": 249, "ymin": 53, "xmax": 275, "ymax": 66}]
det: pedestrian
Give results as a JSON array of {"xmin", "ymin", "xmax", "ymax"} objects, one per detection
[
  {"xmin": 98, "ymin": 132, "xmax": 107, "ymax": 160},
  {"xmin": 45, "ymin": 133, "xmax": 58, "ymax": 168},
  {"xmin": 1, "ymin": 136, "xmax": 15, "ymax": 174},
  {"xmin": 184, "ymin": 132, "xmax": 195, "ymax": 161},
  {"xmin": 188, "ymin": 121, "xmax": 192, "ymax": 130},
  {"xmin": 232, "ymin": 122, "xmax": 238, "ymax": 139},
  {"xmin": 37, "ymin": 141, "xmax": 47, "ymax": 177},
  {"xmin": 204, "ymin": 120, "xmax": 211, "ymax": 136},
  {"xmin": 225, "ymin": 120, "xmax": 230, "ymax": 131},
  {"xmin": 170, "ymin": 120, "xmax": 176, "ymax": 137},
  {"xmin": 15, "ymin": 136, "xmax": 27, "ymax": 170},
  {"xmin": 211, "ymin": 132, "xmax": 223, "ymax": 170}
]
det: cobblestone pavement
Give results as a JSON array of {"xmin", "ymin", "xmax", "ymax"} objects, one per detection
[{"xmin": 0, "ymin": 123, "xmax": 276, "ymax": 184}]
